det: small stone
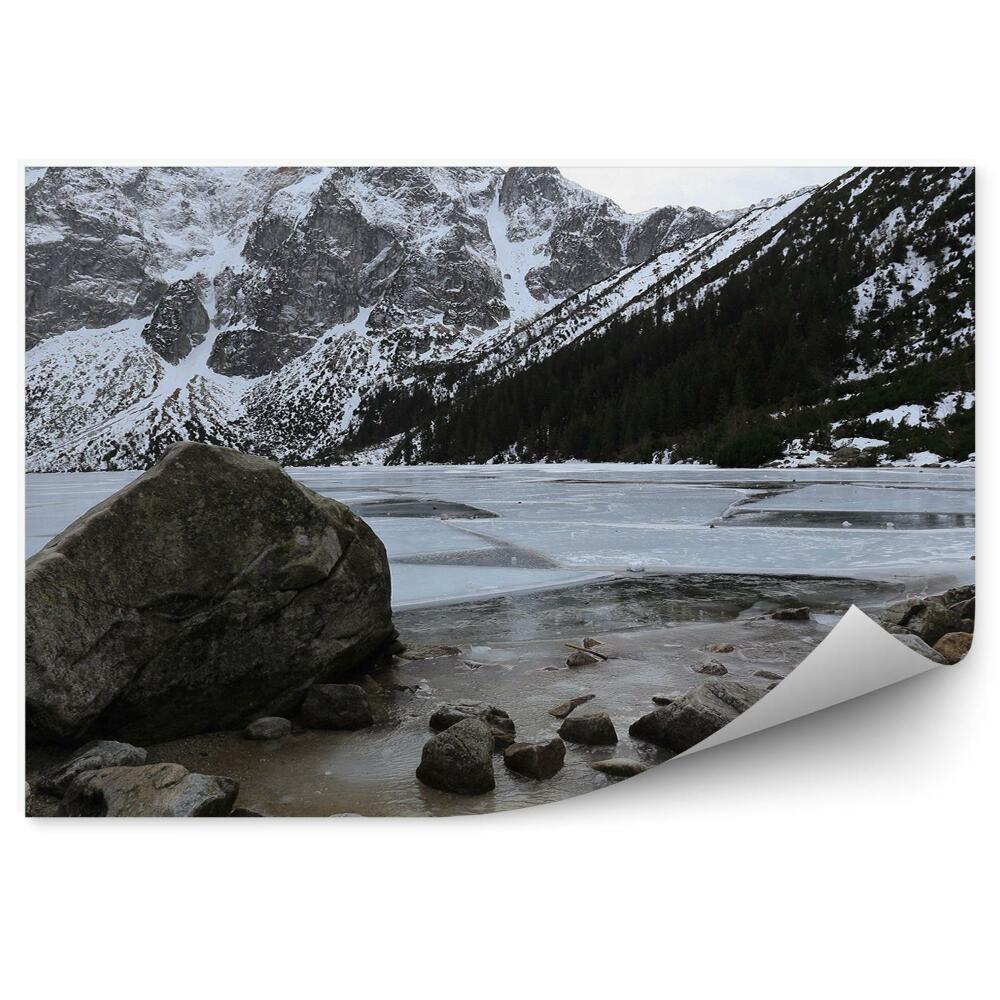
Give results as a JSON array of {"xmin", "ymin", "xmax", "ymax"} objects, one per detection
[
  {"xmin": 753, "ymin": 669, "xmax": 785, "ymax": 681},
  {"xmin": 693, "ymin": 659, "xmax": 728, "ymax": 676},
  {"xmin": 416, "ymin": 719, "xmax": 495, "ymax": 794},
  {"xmin": 503, "ymin": 738, "xmax": 566, "ymax": 779},
  {"xmin": 548, "ymin": 694, "xmax": 595, "ymax": 718},
  {"xmin": 706, "ymin": 643, "xmax": 735, "ymax": 653},
  {"xmin": 243, "ymin": 716, "xmax": 292, "ymax": 740},
  {"xmin": 566, "ymin": 650, "xmax": 599, "ymax": 667},
  {"xmin": 557, "ymin": 712, "xmax": 618, "ymax": 746},
  {"xmin": 300, "ymin": 684, "xmax": 373, "ymax": 730},
  {"xmin": 771, "ymin": 607, "xmax": 810, "ymax": 621},
  {"xmin": 591, "ymin": 758, "xmax": 648, "ymax": 777},
  {"xmin": 651, "ymin": 693, "xmax": 674, "ymax": 706},
  {"xmin": 933, "ymin": 632, "xmax": 973, "ymax": 664}
]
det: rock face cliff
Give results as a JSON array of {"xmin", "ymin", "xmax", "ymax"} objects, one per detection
[{"xmin": 25, "ymin": 166, "xmax": 735, "ymax": 471}]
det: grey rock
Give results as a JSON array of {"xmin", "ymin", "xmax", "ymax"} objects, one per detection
[
  {"xmin": 629, "ymin": 680, "xmax": 766, "ymax": 753},
  {"xmin": 503, "ymin": 738, "xmax": 566, "ymax": 779},
  {"xmin": 892, "ymin": 632, "xmax": 949, "ymax": 664},
  {"xmin": 706, "ymin": 643, "xmax": 735, "ymax": 653},
  {"xmin": 60, "ymin": 763, "xmax": 239, "ymax": 817},
  {"xmin": 566, "ymin": 650, "xmax": 599, "ymax": 667},
  {"xmin": 557, "ymin": 712, "xmax": 618, "ymax": 746},
  {"xmin": 591, "ymin": 758, "xmax": 648, "ymax": 777},
  {"xmin": 429, "ymin": 702, "xmax": 515, "ymax": 749},
  {"xmin": 37, "ymin": 739, "xmax": 148, "ymax": 795},
  {"xmin": 416, "ymin": 718, "xmax": 495, "ymax": 794},
  {"xmin": 300, "ymin": 685, "xmax": 373, "ymax": 730},
  {"xmin": 693, "ymin": 659, "xmax": 728, "ymax": 676},
  {"xmin": 243, "ymin": 716, "xmax": 293, "ymax": 740},
  {"xmin": 25, "ymin": 441, "xmax": 393, "ymax": 744},
  {"xmin": 651, "ymin": 694, "xmax": 675, "ymax": 706},
  {"xmin": 140, "ymin": 279, "xmax": 210, "ymax": 362},
  {"xmin": 548, "ymin": 694, "xmax": 595, "ymax": 718}
]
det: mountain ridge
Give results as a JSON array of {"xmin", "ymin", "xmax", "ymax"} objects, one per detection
[{"xmin": 26, "ymin": 166, "xmax": 747, "ymax": 471}]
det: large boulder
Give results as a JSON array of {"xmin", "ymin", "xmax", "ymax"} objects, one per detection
[
  {"xmin": 60, "ymin": 763, "xmax": 238, "ymax": 817},
  {"xmin": 26, "ymin": 442, "xmax": 394, "ymax": 745},
  {"xmin": 416, "ymin": 719, "xmax": 495, "ymax": 794},
  {"xmin": 36, "ymin": 739, "xmax": 147, "ymax": 795},
  {"xmin": 429, "ymin": 702, "xmax": 516, "ymax": 749},
  {"xmin": 629, "ymin": 680, "xmax": 765, "ymax": 753},
  {"xmin": 503, "ymin": 738, "xmax": 566, "ymax": 779},
  {"xmin": 300, "ymin": 684, "xmax": 373, "ymax": 730}
]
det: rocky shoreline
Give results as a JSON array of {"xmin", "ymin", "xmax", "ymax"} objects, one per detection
[{"xmin": 25, "ymin": 442, "xmax": 973, "ymax": 818}]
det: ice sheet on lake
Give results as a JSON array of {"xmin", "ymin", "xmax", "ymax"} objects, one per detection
[
  {"xmin": 25, "ymin": 463, "xmax": 976, "ymax": 606},
  {"xmin": 745, "ymin": 482, "xmax": 973, "ymax": 514}
]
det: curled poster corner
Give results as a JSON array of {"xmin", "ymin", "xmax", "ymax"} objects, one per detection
[{"xmin": 682, "ymin": 606, "xmax": 951, "ymax": 757}]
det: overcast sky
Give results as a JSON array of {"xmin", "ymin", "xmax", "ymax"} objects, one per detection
[{"xmin": 559, "ymin": 166, "xmax": 847, "ymax": 213}]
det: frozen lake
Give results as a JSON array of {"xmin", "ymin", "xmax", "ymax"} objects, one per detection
[
  {"xmin": 25, "ymin": 463, "xmax": 975, "ymax": 608},
  {"xmin": 24, "ymin": 462, "xmax": 976, "ymax": 816}
]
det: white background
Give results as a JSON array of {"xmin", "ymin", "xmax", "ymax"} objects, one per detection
[{"xmin": 1, "ymin": 2, "xmax": 994, "ymax": 997}]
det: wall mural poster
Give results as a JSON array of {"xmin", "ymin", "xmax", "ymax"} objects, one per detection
[{"xmin": 24, "ymin": 166, "xmax": 974, "ymax": 817}]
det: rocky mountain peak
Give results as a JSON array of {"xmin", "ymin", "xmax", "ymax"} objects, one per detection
[{"xmin": 25, "ymin": 165, "xmax": 750, "ymax": 471}]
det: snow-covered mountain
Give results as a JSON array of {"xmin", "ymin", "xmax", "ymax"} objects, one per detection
[
  {"xmin": 26, "ymin": 166, "xmax": 738, "ymax": 471},
  {"xmin": 26, "ymin": 166, "xmax": 973, "ymax": 472},
  {"xmin": 399, "ymin": 167, "xmax": 974, "ymax": 468}
]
